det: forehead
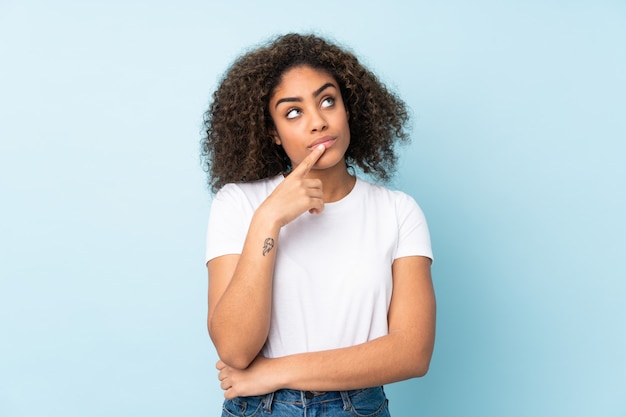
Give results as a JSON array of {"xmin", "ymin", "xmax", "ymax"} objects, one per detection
[{"xmin": 271, "ymin": 65, "xmax": 337, "ymax": 97}]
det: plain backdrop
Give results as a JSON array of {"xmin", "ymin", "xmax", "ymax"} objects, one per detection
[{"xmin": 1, "ymin": 1, "xmax": 625, "ymax": 416}]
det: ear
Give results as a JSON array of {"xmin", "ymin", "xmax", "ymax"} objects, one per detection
[{"xmin": 269, "ymin": 128, "xmax": 281, "ymax": 145}]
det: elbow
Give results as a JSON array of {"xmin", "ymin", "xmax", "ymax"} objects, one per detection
[
  {"xmin": 208, "ymin": 323, "xmax": 257, "ymax": 369},
  {"xmin": 411, "ymin": 358, "xmax": 431, "ymax": 378},
  {"xmin": 405, "ymin": 348, "xmax": 433, "ymax": 378},
  {"xmin": 208, "ymin": 313, "xmax": 268, "ymax": 369},
  {"xmin": 216, "ymin": 349, "xmax": 256, "ymax": 370}
]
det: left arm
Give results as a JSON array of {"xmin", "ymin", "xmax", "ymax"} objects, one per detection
[{"xmin": 217, "ymin": 255, "xmax": 435, "ymax": 399}]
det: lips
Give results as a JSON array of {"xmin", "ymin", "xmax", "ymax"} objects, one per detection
[{"xmin": 308, "ymin": 136, "xmax": 336, "ymax": 149}]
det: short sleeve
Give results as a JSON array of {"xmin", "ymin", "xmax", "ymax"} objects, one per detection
[
  {"xmin": 205, "ymin": 184, "xmax": 249, "ymax": 263},
  {"xmin": 394, "ymin": 193, "xmax": 433, "ymax": 261}
]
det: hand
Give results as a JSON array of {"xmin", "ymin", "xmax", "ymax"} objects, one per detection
[
  {"xmin": 216, "ymin": 357, "xmax": 278, "ymax": 399},
  {"xmin": 258, "ymin": 144, "xmax": 326, "ymax": 227}
]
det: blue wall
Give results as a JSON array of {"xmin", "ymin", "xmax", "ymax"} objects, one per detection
[{"xmin": 1, "ymin": 1, "xmax": 624, "ymax": 416}]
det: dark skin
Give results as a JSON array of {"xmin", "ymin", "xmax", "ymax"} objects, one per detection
[{"xmin": 208, "ymin": 66, "xmax": 435, "ymax": 399}]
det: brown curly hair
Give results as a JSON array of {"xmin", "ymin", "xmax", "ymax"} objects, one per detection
[{"xmin": 201, "ymin": 33, "xmax": 410, "ymax": 193}]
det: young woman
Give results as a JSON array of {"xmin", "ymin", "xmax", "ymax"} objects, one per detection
[{"xmin": 202, "ymin": 33, "xmax": 435, "ymax": 416}]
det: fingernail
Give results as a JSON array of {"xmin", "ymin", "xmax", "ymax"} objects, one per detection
[{"xmin": 317, "ymin": 144, "xmax": 325, "ymax": 151}]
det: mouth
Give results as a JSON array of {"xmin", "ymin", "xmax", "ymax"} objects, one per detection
[{"xmin": 308, "ymin": 136, "xmax": 336, "ymax": 149}]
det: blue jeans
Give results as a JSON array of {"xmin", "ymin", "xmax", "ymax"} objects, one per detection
[{"xmin": 221, "ymin": 386, "xmax": 390, "ymax": 416}]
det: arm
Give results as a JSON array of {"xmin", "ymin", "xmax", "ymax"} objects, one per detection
[
  {"xmin": 207, "ymin": 215, "xmax": 279, "ymax": 370},
  {"xmin": 208, "ymin": 145, "xmax": 327, "ymax": 369},
  {"xmin": 217, "ymin": 255, "xmax": 435, "ymax": 398}
]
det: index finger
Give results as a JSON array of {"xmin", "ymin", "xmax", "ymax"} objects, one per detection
[{"xmin": 292, "ymin": 144, "xmax": 326, "ymax": 177}]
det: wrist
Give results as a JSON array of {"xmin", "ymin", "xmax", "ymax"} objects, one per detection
[
  {"xmin": 264, "ymin": 356, "xmax": 291, "ymax": 391},
  {"xmin": 254, "ymin": 203, "xmax": 284, "ymax": 231}
]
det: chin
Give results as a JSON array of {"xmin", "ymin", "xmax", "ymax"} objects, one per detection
[{"xmin": 315, "ymin": 154, "xmax": 347, "ymax": 171}]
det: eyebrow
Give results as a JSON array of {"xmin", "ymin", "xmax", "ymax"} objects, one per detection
[{"xmin": 274, "ymin": 82, "xmax": 336, "ymax": 109}]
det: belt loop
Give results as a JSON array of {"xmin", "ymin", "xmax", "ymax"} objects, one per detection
[
  {"xmin": 340, "ymin": 390, "xmax": 352, "ymax": 411},
  {"xmin": 263, "ymin": 392, "xmax": 275, "ymax": 413}
]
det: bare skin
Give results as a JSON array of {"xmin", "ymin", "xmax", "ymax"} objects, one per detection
[
  {"xmin": 209, "ymin": 66, "xmax": 356, "ymax": 369},
  {"xmin": 208, "ymin": 144, "xmax": 329, "ymax": 369},
  {"xmin": 216, "ymin": 255, "xmax": 435, "ymax": 400},
  {"xmin": 207, "ymin": 65, "xmax": 436, "ymax": 399}
]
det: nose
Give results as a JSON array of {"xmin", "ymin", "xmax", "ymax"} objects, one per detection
[{"xmin": 309, "ymin": 109, "xmax": 327, "ymax": 132}]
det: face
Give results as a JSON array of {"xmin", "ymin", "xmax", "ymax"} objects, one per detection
[{"xmin": 269, "ymin": 65, "xmax": 350, "ymax": 174}]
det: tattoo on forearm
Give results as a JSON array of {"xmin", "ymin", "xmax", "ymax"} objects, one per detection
[{"xmin": 262, "ymin": 238, "xmax": 275, "ymax": 256}]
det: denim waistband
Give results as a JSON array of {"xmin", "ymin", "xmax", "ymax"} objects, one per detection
[{"xmin": 261, "ymin": 387, "xmax": 382, "ymax": 413}]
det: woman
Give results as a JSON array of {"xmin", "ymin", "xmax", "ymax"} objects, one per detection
[{"xmin": 202, "ymin": 33, "xmax": 435, "ymax": 416}]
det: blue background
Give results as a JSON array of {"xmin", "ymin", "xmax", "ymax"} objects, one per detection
[{"xmin": 1, "ymin": 1, "xmax": 625, "ymax": 416}]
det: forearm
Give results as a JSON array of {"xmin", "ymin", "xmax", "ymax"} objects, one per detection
[
  {"xmin": 273, "ymin": 258, "xmax": 435, "ymax": 391},
  {"xmin": 217, "ymin": 331, "xmax": 434, "ymax": 399},
  {"xmin": 209, "ymin": 211, "xmax": 280, "ymax": 368},
  {"xmin": 216, "ymin": 256, "xmax": 435, "ymax": 400},
  {"xmin": 272, "ymin": 331, "xmax": 434, "ymax": 391}
]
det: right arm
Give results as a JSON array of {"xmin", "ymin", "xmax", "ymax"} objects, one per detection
[
  {"xmin": 207, "ymin": 145, "xmax": 326, "ymax": 369},
  {"xmin": 207, "ymin": 212, "xmax": 280, "ymax": 370}
]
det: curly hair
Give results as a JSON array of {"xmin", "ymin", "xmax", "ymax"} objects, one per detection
[{"xmin": 201, "ymin": 33, "xmax": 411, "ymax": 193}]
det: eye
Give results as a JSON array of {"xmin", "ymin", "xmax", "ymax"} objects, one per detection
[
  {"xmin": 286, "ymin": 108, "xmax": 301, "ymax": 119},
  {"xmin": 321, "ymin": 97, "xmax": 335, "ymax": 108}
]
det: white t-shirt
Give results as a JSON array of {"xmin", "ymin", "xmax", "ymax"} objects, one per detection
[{"xmin": 206, "ymin": 175, "xmax": 432, "ymax": 358}]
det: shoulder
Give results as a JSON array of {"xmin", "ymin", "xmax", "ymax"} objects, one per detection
[
  {"xmin": 357, "ymin": 179, "xmax": 422, "ymax": 212},
  {"xmin": 356, "ymin": 179, "xmax": 428, "ymax": 232},
  {"xmin": 213, "ymin": 175, "xmax": 283, "ymax": 205},
  {"xmin": 355, "ymin": 179, "xmax": 432, "ymax": 259}
]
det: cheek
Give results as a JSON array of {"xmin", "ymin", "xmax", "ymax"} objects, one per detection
[
  {"xmin": 275, "ymin": 123, "xmax": 304, "ymax": 147},
  {"xmin": 275, "ymin": 135, "xmax": 305, "ymax": 162}
]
